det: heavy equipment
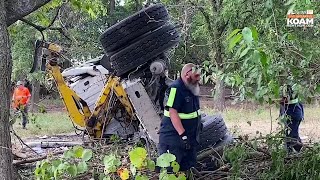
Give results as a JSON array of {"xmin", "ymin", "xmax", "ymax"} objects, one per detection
[{"xmin": 30, "ymin": 3, "xmax": 233, "ymax": 152}]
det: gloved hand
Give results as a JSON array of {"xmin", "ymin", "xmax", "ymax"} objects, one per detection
[{"xmin": 180, "ymin": 131, "xmax": 191, "ymax": 150}]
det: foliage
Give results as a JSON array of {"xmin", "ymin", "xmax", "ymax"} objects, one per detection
[
  {"xmin": 223, "ymin": 23, "xmax": 319, "ymax": 104},
  {"xmin": 223, "ymin": 131, "xmax": 320, "ymax": 180},
  {"xmin": 101, "ymin": 147, "xmax": 186, "ymax": 180},
  {"xmin": 34, "ymin": 146, "xmax": 186, "ymax": 180},
  {"xmin": 34, "ymin": 146, "xmax": 93, "ymax": 180}
]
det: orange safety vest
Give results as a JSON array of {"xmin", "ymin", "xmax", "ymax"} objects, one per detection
[{"xmin": 12, "ymin": 86, "xmax": 31, "ymax": 108}]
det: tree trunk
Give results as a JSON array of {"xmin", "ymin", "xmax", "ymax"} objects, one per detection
[
  {"xmin": 108, "ymin": 0, "xmax": 115, "ymax": 15},
  {"xmin": 30, "ymin": 80, "xmax": 40, "ymax": 112},
  {"xmin": 134, "ymin": 0, "xmax": 142, "ymax": 11},
  {"xmin": 214, "ymin": 77, "xmax": 225, "ymax": 111},
  {"xmin": 5, "ymin": 0, "xmax": 51, "ymax": 26},
  {"xmin": 213, "ymin": 40, "xmax": 225, "ymax": 111},
  {"xmin": 0, "ymin": 0, "xmax": 14, "ymax": 179}
]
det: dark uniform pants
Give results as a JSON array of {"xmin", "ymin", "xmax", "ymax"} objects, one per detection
[
  {"xmin": 280, "ymin": 103, "xmax": 303, "ymax": 152},
  {"xmin": 158, "ymin": 143, "xmax": 197, "ymax": 171},
  {"xmin": 285, "ymin": 116, "xmax": 302, "ymax": 152},
  {"xmin": 16, "ymin": 105, "xmax": 28, "ymax": 128}
]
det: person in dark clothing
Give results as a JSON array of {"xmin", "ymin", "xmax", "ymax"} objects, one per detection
[
  {"xmin": 155, "ymin": 74, "xmax": 168, "ymax": 112},
  {"xmin": 280, "ymin": 85, "xmax": 304, "ymax": 152},
  {"xmin": 158, "ymin": 63, "xmax": 202, "ymax": 173}
]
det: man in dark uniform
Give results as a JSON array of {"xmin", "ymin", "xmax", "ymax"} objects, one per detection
[
  {"xmin": 280, "ymin": 85, "xmax": 304, "ymax": 152},
  {"xmin": 158, "ymin": 63, "xmax": 202, "ymax": 172},
  {"xmin": 155, "ymin": 73, "xmax": 168, "ymax": 112}
]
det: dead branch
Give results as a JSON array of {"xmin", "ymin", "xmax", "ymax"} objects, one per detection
[
  {"xmin": 11, "ymin": 127, "xmax": 39, "ymax": 155},
  {"xmin": 197, "ymin": 146, "xmax": 224, "ymax": 161},
  {"xmin": 13, "ymin": 149, "xmax": 66, "ymax": 166}
]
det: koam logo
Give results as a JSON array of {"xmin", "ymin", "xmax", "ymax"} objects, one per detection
[{"xmin": 287, "ymin": 10, "xmax": 314, "ymax": 27}]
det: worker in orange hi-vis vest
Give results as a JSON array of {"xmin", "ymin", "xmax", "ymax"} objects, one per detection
[{"xmin": 12, "ymin": 81, "xmax": 31, "ymax": 129}]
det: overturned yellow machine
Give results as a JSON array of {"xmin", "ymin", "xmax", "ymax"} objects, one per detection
[{"xmin": 31, "ymin": 4, "xmax": 232, "ymax": 151}]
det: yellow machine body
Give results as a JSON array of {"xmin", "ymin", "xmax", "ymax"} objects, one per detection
[{"xmin": 41, "ymin": 42, "xmax": 135, "ymax": 139}]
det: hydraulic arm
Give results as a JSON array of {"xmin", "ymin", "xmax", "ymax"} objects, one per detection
[{"xmin": 31, "ymin": 40, "xmax": 135, "ymax": 138}]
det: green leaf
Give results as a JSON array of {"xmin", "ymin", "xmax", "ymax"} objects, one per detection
[
  {"xmin": 35, "ymin": 167, "xmax": 41, "ymax": 176},
  {"xmin": 67, "ymin": 164, "xmax": 77, "ymax": 177},
  {"xmin": 168, "ymin": 174, "xmax": 178, "ymax": 180},
  {"xmin": 58, "ymin": 163, "xmax": 67, "ymax": 170},
  {"xmin": 135, "ymin": 175, "xmax": 149, "ymax": 180},
  {"xmin": 77, "ymin": 161, "xmax": 88, "ymax": 174},
  {"xmin": 259, "ymin": 51, "xmax": 268, "ymax": 67},
  {"xmin": 265, "ymin": 0, "xmax": 273, "ymax": 9},
  {"xmin": 52, "ymin": 159, "xmax": 62, "ymax": 167},
  {"xmin": 41, "ymin": 161, "xmax": 49, "ymax": 169},
  {"xmin": 82, "ymin": 149, "xmax": 93, "ymax": 161},
  {"xmin": 74, "ymin": 146, "xmax": 84, "ymax": 158},
  {"xmin": 54, "ymin": 168, "xmax": 59, "ymax": 179},
  {"xmin": 285, "ymin": 0, "xmax": 294, "ymax": 6},
  {"xmin": 251, "ymin": 26, "xmax": 258, "ymax": 41},
  {"xmin": 156, "ymin": 153, "xmax": 176, "ymax": 168},
  {"xmin": 130, "ymin": 164, "xmax": 137, "ymax": 176},
  {"xmin": 252, "ymin": 50, "xmax": 261, "ymax": 63},
  {"xmin": 227, "ymin": 29, "xmax": 241, "ymax": 40},
  {"xmin": 242, "ymin": 27, "xmax": 253, "ymax": 45},
  {"xmin": 147, "ymin": 160, "xmax": 155, "ymax": 171},
  {"xmin": 203, "ymin": 61, "xmax": 210, "ymax": 66},
  {"xmin": 228, "ymin": 34, "xmax": 243, "ymax": 52},
  {"xmin": 177, "ymin": 174, "xmax": 187, "ymax": 180},
  {"xmin": 129, "ymin": 147, "xmax": 147, "ymax": 168},
  {"xmin": 63, "ymin": 150, "xmax": 74, "ymax": 159},
  {"xmin": 103, "ymin": 176, "xmax": 111, "ymax": 180},
  {"xmin": 103, "ymin": 154, "xmax": 121, "ymax": 173},
  {"xmin": 239, "ymin": 47, "xmax": 250, "ymax": 59},
  {"xmin": 171, "ymin": 161, "xmax": 180, "ymax": 173}
]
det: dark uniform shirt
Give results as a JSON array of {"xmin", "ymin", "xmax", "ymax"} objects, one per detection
[{"xmin": 159, "ymin": 78, "xmax": 200, "ymax": 146}]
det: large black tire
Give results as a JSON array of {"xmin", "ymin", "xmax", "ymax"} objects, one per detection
[
  {"xmin": 99, "ymin": 4, "xmax": 169, "ymax": 53},
  {"xmin": 99, "ymin": 55, "xmax": 114, "ymax": 73},
  {"xmin": 110, "ymin": 24, "xmax": 180, "ymax": 76},
  {"xmin": 198, "ymin": 114, "xmax": 228, "ymax": 151}
]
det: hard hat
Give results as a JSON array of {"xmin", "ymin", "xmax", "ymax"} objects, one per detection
[{"xmin": 16, "ymin": 81, "xmax": 23, "ymax": 86}]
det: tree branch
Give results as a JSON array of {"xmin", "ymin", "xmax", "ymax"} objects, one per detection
[
  {"xmin": 19, "ymin": 18, "xmax": 46, "ymax": 32},
  {"xmin": 13, "ymin": 150, "xmax": 66, "ymax": 165},
  {"xmin": 47, "ymin": 4, "xmax": 63, "ymax": 28},
  {"xmin": 188, "ymin": 0, "xmax": 214, "ymax": 38},
  {"xmin": 19, "ymin": 4, "xmax": 72, "ymax": 41},
  {"xmin": 6, "ymin": 0, "xmax": 52, "ymax": 26}
]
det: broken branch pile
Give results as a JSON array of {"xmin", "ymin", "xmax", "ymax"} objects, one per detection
[{"xmin": 195, "ymin": 135, "xmax": 320, "ymax": 180}]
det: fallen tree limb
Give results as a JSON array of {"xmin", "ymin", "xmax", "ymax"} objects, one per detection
[
  {"xmin": 197, "ymin": 146, "xmax": 224, "ymax": 161},
  {"xmin": 26, "ymin": 141, "xmax": 83, "ymax": 148},
  {"xmin": 13, "ymin": 149, "xmax": 66, "ymax": 166}
]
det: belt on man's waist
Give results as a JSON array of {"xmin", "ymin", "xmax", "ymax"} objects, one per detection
[{"xmin": 164, "ymin": 110, "xmax": 201, "ymax": 119}]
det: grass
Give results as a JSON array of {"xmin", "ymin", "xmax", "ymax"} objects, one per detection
[
  {"xmin": 203, "ymin": 105, "xmax": 320, "ymax": 141},
  {"xmin": 11, "ymin": 103, "xmax": 320, "ymax": 142},
  {"xmin": 13, "ymin": 112, "xmax": 74, "ymax": 138},
  {"xmin": 203, "ymin": 105, "xmax": 320, "ymax": 123}
]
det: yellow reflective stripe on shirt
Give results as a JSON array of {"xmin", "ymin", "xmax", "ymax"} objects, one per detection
[
  {"xmin": 164, "ymin": 110, "xmax": 201, "ymax": 119},
  {"xmin": 166, "ymin": 88, "xmax": 177, "ymax": 107},
  {"xmin": 289, "ymin": 98, "xmax": 298, "ymax": 104}
]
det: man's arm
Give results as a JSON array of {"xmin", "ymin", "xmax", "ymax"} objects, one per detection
[
  {"xmin": 169, "ymin": 108, "xmax": 185, "ymax": 135},
  {"xmin": 164, "ymin": 87, "xmax": 185, "ymax": 135}
]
